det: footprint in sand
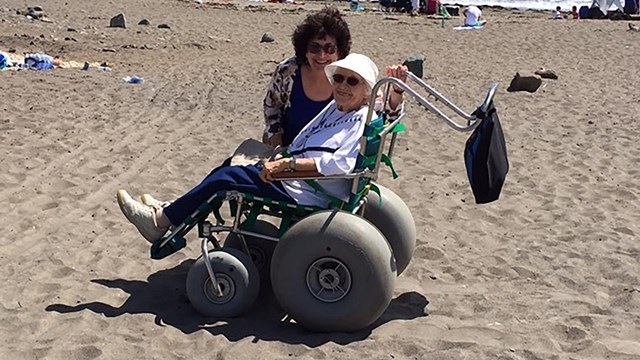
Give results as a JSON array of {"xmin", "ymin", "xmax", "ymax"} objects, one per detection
[
  {"xmin": 546, "ymin": 324, "xmax": 593, "ymax": 352},
  {"xmin": 96, "ymin": 165, "xmax": 113, "ymax": 174},
  {"xmin": 511, "ymin": 266, "xmax": 537, "ymax": 279},
  {"xmin": 50, "ymin": 266, "xmax": 75, "ymax": 279},
  {"xmin": 50, "ymin": 179, "xmax": 77, "ymax": 192},
  {"xmin": 71, "ymin": 346, "xmax": 102, "ymax": 360},
  {"xmin": 415, "ymin": 245, "xmax": 445, "ymax": 260},
  {"xmin": 613, "ymin": 226, "xmax": 635, "ymax": 236},
  {"xmin": 41, "ymin": 201, "xmax": 59, "ymax": 211}
]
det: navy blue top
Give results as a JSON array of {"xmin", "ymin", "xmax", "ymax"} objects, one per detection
[{"xmin": 282, "ymin": 67, "xmax": 333, "ymax": 146}]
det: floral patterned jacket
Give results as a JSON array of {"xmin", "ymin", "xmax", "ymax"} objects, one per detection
[
  {"xmin": 262, "ymin": 56, "xmax": 404, "ymax": 143},
  {"xmin": 263, "ymin": 57, "xmax": 299, "ymax": 143}
]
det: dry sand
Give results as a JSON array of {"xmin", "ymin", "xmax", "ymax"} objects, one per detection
[{"xmin": 1, "ymin": 0, "xmax": 639, "ymax": 359}]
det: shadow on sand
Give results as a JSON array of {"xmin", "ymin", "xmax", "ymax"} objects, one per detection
[{"xmin": 46, "ymin": 260, "xmax": 428, "ymax": 346}]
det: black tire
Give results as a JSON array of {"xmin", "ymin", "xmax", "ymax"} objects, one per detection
[
  {"xmin": 224, "ymin": 220, "xmax": 278, "ymax": 281},
  {"xmin": 271, "ymin": 210, "xmax": 396, "ymax": 332},
  {"xmin": 364, "ymin": 184, "xmax": 416, "ymax": 275},
  {"xmin": 186, "ymin": 247, "xmax": 260, "ymax": 318}
]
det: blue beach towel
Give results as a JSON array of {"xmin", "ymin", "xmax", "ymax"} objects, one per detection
[
  {"xmin": 350, "ymin": 0, "xmax": 365, "ymax": 11},
  {"xmin": 24, "ymin": 53, "xmax": 54, "ymax": 70}
]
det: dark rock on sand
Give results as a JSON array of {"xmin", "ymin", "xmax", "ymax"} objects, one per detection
[
  {"xmin": 507, "ymin": 72, "xmax": 542, "ymax": 93},
  {"xmin": 534, "ymin": 68, "xmax": 558, "ymax": 80},
  {"xmin": 261, "ymin": 32, "xmax": 275, "ymax": 43},
  {"xmin": 110, "ymin": 13, "xmax": 126, "ymax": 28},
  {"xmin": 158, "ymin": 23, "xmax": 171, "ymax": 29},
  {"xmin": 403, "ymin": 54, "xmax": 425, "ymax": 78},
  {"xmin": 26, "ymin": 6, "xmax": 44, "ymax": 19},
  {"xmin": 138, "ymin": 19, "xmax": 151, "ymax": 26}
]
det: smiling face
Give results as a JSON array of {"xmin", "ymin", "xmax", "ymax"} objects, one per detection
[
  {"xmin": 305, "ymin": 35, "xmax": 339, "ymax": 73},
  {"xmin": 331, "ymin": 68, "xmax": 370, "ymax": 112}
]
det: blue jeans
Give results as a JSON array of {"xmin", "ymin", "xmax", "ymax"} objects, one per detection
[{"xmin": 163, "ymin": 160, "xmax": 294, "ymax": 226}]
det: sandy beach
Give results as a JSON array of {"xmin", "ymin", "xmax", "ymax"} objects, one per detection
[{"xmin": 1, "ymin": 0, "xmax": 639, "ymax": 359}]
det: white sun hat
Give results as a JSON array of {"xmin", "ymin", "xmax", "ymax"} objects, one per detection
[{"xmin": 324, "ymin": 53, "xmax": 379, "ymax": 91}]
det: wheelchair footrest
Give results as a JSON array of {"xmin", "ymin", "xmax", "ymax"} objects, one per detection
[{"xmin": 150, "ymin": 235, "xmax": 187, "ymax": 260}]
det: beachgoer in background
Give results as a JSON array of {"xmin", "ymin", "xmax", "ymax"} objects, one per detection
[
  {"xmin": 411, "ymin": 0, "xmax": 419, "ymax": 16},
  {"xmin": 463, "ymin": 6, "xmax": 486, "ymax": 26},
  {"xmin": 262, "ymin": 7, "xmax": 405, "ymax": 148},
  {"xmin": 553, "ymin": 6, "xmax": 564, "ymax": 19},
  {"xmin": 569, "ymin": 6, "xmax": 580, "ymax": 19},
  {"xmin": 623, "ymin": 0, "xmax": 638, "ymax": 15},
  {"xmin": 117, "ymin": 54, "xmax": 409, "ymax": 243}
]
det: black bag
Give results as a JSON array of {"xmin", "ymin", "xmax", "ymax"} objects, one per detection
[{"xmin": 464, "ymin": 102, "xmax": 509, "ymax": 204}]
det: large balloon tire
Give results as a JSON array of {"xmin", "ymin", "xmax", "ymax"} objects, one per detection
[
  {"xmin": 224, "ymin": 220, "xmax": 278, "ymax": 282},
  {"xmin": 186, "ymin": 247, "xmax": 260, "ymax": 318},
  {"xmin": 270, "ymin": 210, "xmax": 396, "ymax": 332},
  {"xmin": 364, "ymin": 184, "xmax": 416, "ymax": 275}
]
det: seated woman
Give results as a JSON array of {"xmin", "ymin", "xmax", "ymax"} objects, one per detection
[
  {"xmin": 463, "ymin": 5, "xmax": 487, "ymax": 27},
  {"xmin": 117, "ymin": 53, "xmax": 408, "ymax": 243}
]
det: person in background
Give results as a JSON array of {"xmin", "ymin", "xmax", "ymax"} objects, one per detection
[
  {"xmin": 553, "ymin": 6, "xmax": 564, "ymax": 19},
  {"xmin": 623, "ymin": 0, "xmax": 638, "ymax": 14},
  {"xmin": 410, "ymin": 0, "xmax": 420, "ymax": 16},
  {"xmin": 568, "ymin": 5, "xmax": 580, "ymax": 18},
  {"xmin": 463, "ymin": 5, "xmax": 486, "ymax": 26}
]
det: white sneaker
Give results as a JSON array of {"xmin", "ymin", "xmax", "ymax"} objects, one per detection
[
  {"xmin": 141, "ymin": 193, "xmax": 170, "ymax": 209},
  {"xmin": 117, "ymin": 189, "xmax": 167, "ymax": 243}
]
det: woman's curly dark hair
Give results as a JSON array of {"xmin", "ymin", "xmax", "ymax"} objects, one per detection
[{"xmin": 292, "ymin": 7, "xmax": 351, "ymax": 65}]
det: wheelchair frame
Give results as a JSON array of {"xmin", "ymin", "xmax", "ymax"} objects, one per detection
[{"xmin": 152, "ymin": 72, "xmax": 498, "ymax": 298}]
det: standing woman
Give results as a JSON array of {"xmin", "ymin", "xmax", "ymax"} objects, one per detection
[
  {"xmin": 263, "ymin": 7, "xmax": 406, "ymax": 147},
  {"xmin": 263, "ymin": 7, "xmax": 351, "ymax": 147}
]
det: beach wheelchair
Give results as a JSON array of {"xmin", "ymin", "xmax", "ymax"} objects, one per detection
[{"xmin": 150, "ymin": 73, "xmax": 499, "ymax": 332}]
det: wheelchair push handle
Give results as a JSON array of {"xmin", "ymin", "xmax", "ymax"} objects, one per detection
[{"xmin": 365, "ymin": 71, "xmax": 499, "ymax": 132}]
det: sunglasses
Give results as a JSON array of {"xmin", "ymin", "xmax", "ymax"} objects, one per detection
[
  {"xmin": 332, "ymin": 73, "xmax": 360, "ymax": 86},
  {"xmin": 308, "ymin": 42, "xmax": 337, "ymax": 54}
]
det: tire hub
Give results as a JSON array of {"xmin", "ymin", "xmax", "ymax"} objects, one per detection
[
  {"xmin": 306, "ymin": 257, "xmax": 351, "ymax": 303},
  {"xmin": 204, "ymin": 273, "xmax": 235, "ymax": 304}
]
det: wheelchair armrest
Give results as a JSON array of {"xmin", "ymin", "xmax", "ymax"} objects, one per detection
[{"xmin": 272, "ymin": 171, "xmax": 323, "ymax": 180}]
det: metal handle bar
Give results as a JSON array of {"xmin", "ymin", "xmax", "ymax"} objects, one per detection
[
  {"xmin": 271, "ymin": 75, "xmax": 499, "ymax": 186},
  {"xmin": 365, "ymin": 72, "xmax": 499, "ymax": 132}
]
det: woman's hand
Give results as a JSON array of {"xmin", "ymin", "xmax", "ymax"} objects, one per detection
[
  {"xmin": 259, "ymin": 158, "xmax": 288, "ymax": 183},
  {"xmin": 384, "ymin": 64, "xmax": 408, "ymax": 111},
  {"xmin": 268, "ymin": 133, "xmax": 284, "ymax": 148},
  {"xmin": 384, "ymin": 64, "xmax": 408, "ymax": 93}
]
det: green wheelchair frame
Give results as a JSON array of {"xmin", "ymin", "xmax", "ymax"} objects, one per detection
[{"xmin": 150, "ymin": 72, "xmax": 498, "ymax": 330}]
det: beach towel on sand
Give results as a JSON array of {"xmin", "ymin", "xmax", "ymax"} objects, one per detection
[
  {"xmin": 464, "ymin": 102, "xmax": 509, "ymax": 204},
  {"xmin": 453, "ymin": 24, "xmax": 484, "ymax": 31}
]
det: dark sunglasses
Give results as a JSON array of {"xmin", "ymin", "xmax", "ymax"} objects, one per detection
[
  {"xmin": 332, "ymin": 73, "xmax": 360, "ymax": 86},
  {"xmin": 307, "ymin": 42, "xmax": 337, "ymax": 54}
]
